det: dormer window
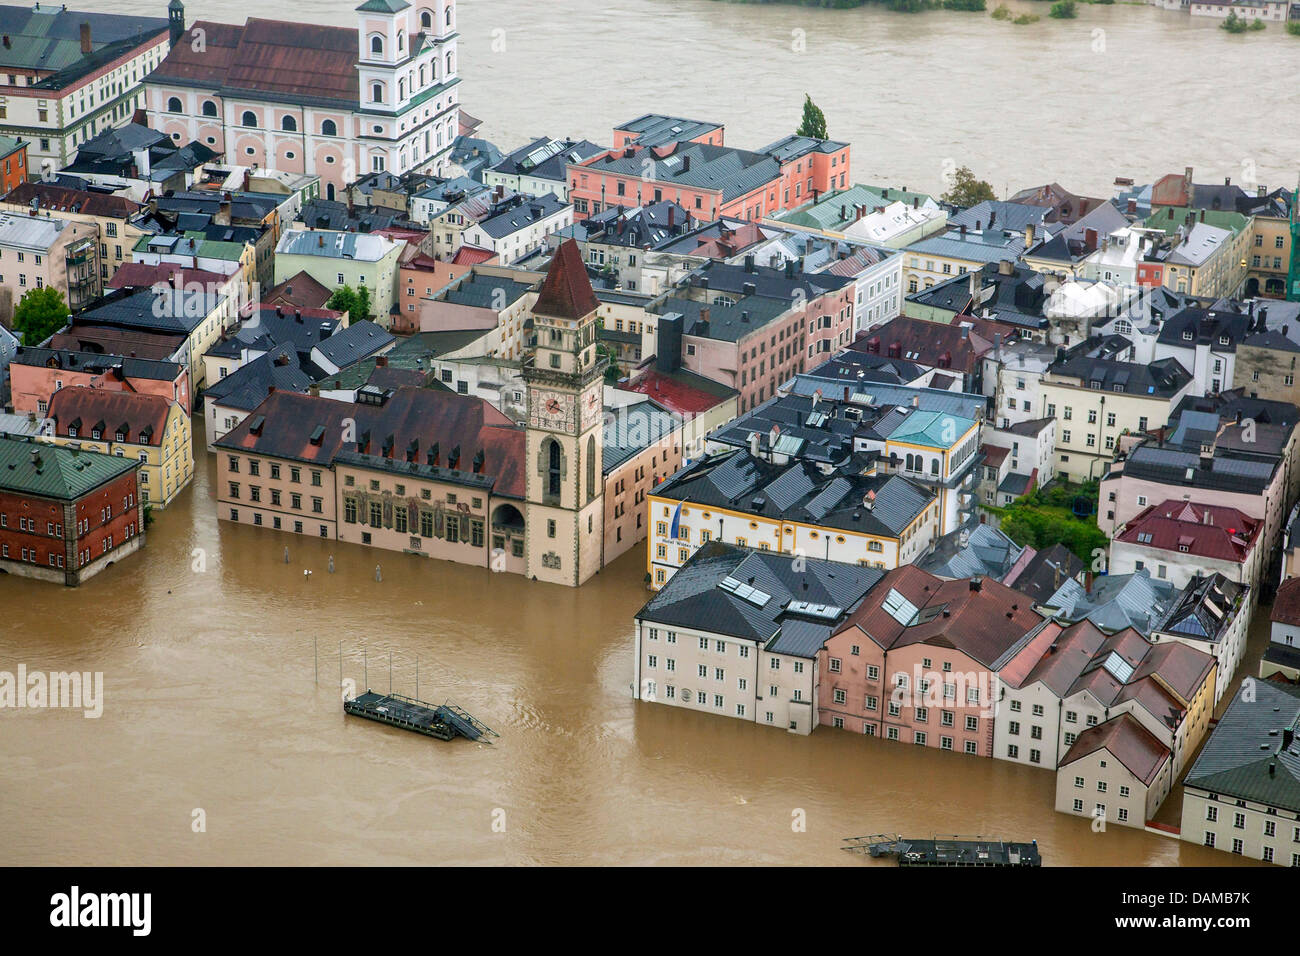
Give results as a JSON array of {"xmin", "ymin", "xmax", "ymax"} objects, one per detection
[
  {"xmin": 1218, "ymin": 335, "xmax": 1229, "ymax": 346},
  {"xmin": 91, "ymin": 429, "xmax": 102, "ymax": 440},
  {"xmin": 68, "ymin": 426, "xmax": 78, "ymax": 437},
  {"xmin": 1182, "ymin": 330, "xmax": 1193, "ymax": 341},
  {"xmin": 115, "ymin": 431, "xmax": 126, "ymax": 442}
]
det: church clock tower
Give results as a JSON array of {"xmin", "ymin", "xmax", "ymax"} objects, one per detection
[{"xmin": 523, "ymin": 239, "xmax": 608, "ymax": 587}]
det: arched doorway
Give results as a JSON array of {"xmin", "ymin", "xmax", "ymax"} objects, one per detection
[{"xmin": 491, "ymin": 503, "xmax": 526, "ymax": 567}]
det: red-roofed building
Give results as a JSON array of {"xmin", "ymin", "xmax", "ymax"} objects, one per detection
[
  {"xmin": 1110, "ymin": 499, "xmax": 1264, "ymax": 588},
  {"xmin": 819, "ymin": 566, "xmax": 1048, "ymax": 754},
  {"xmin": 397, "ymin": 242, "xmax": 499, "ymax": 333},
  {"xmin": 145, "ymin": 2, "xmax": 463, "ymax": 196},
  {"xmin": 1055, "ymin": 713, "xmax": 1174, "ymax": 829}
]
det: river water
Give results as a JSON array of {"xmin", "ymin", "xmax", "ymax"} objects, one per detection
[{"xmin": 3, "ymin": 0, "xmax": 1282, "ymax": 865}]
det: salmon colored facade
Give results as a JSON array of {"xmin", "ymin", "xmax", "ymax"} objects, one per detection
[{"xmin": 9, "ymin": 353, "xmax": 191, "ymax": 418}]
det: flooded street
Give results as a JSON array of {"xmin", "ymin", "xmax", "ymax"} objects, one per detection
[{"xmin": 0, "ymin": 442, "xmax": 1260, "ymax": 865}]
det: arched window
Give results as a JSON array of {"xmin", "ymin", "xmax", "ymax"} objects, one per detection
[
  {"xmin": 201, "ymin": 100, "xmax": 218, "ymax": 117},
  {"xmin": 586, "ymin": 435, "xmax": 596, "ymax": 503},
  {"xmin": 419, "ymin": 65, "xmax": 426, "ymax": 86},
  {"xmin": 370, "ymin": 35, "xmax": 383, "ymax": 55},
  {"xmin": 397, "ymin": 31, "xmax": 404, "ymax": 51},
  {"xmin": 547, "ymin": 440, "xmax": 562, "ymax": 499},
  {"xmin": 281, "ymin": 115, "xmax": 297, "ymax": 132},
  {"xmin": 445, "ymin": 6, "xmax": 452, "ymax": 26},
  {"xmin": 241, "ymin": 110, "xmax": 257, "ymax": 128},
  {"xmin": 371, "ymin": 82, "xmax": 384, "ymax": 103},
  {"xmin": 904, "ymin": 453, "xmax": 914, "ymax": 472},
  {"xmin": 930, "ymin": 458, "xmax": 939, "ymax": 476},
  {"xmin": 398, "ymin": 79, "xmax": 405, "ymax": 100},
  {"xmin": 445, "ymin": 52, "xmax": 453, "ymax": 75},
  {"xmin": 320, "ymin": 119, "xmax": 337, "ymax": 137},
  {"xmin": 420, "ymin": 9, "xmax": 432, "ymax": 29},
  {"xmin": 166, "ymin": 96, "xmax": 182, "ymax": 113}
]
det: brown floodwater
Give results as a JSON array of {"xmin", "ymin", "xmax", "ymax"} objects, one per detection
[{"xmin": 0, "ymin": 443, "xmax": 1265, "ymax": 865}]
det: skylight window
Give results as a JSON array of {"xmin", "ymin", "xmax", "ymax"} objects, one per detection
[
  {"xmin": 882, "ymin": 588, "xmax": 919, "ymax": 626},
  {"xmin": 1101, "ymin": 651, "xmax": 1134, "ymax": 683}
]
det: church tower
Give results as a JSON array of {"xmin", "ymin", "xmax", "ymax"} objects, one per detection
[{"xmin": 523, "ymin": 239, "xmax": 608, "ymax": 587}]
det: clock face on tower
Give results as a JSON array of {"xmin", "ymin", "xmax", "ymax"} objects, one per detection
[
  {"xmin": 531, "ymin": 390, "xmax": 576, "ymax": 430},
  {"xmin": 582, "ymin": 388, "xmax": 603, "ymax": 431}
]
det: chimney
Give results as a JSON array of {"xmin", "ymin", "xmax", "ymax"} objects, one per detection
[
  {"xmin": 376, "ymin": 355, "xmax": 388, "ymax": 368},
  {"xmin": 1126, "ymin": 198, "xmax": 1137, "ymax": 216},
  {"xmin": 1024, "ymin": 223, "xmax": 1035, "ymax": 247},
  {"xmin": 969, "ymin": 576, "xmax": 982, "ymax": 592},
  {"xmin": 30, "ymin": 449, "xmax": 41, "ymax": 469},
  {"xmin": 748, "ymin": 431, "xmax": 760, "ymax": 457},
  {"xmin": 79, "ymin": 21, "xmax": 91, "ymax": 54},
  {"xmin": 744, "ymin": 254, "xmax": 755, "ymax": 273},
  {"xmin": 1085, "ymin": 228, "xmax": 1098, "ymax": 252}
]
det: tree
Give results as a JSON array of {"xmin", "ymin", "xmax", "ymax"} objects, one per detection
[
  {"xmin": 796, "ymin": 94, "xmax": 827, "ymax": 141},
  {"xmin": 12, "ymin": 286, "xmax": 69, "ymax": 346},
  {"xmin": 941, "ymin": 166, "xmax": 997, "ymax": 207},
  {"xmin": 327, "ymin": 284, "xmax": 372, "ymax": 321},
  {"xmin": 1048, "ymin": 0, "xmax": 1076, "ymax": 17}
]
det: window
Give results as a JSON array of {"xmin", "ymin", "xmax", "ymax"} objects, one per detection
[
  {"xmin": 202, "ymin": 100, "xmax": 217, "ymax": 117},
  {"xmin": 166, "ymin": 96, "xmax": 182, "ymax": 113},
  {"xmin": 241, "ymin": 110, "xmax": 257, "ymax": 127},
  {"xmin": 281, "ymin": 115, "xmax": 297, "ymax": 132},
  {"xmin": 321, "ymin": 119, "xmax": 337, "ymax": 136}
]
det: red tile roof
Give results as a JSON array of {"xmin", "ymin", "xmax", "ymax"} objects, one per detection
[
  {"xmin": 215, "ymin": 387, "xmax": 526, "ymax": 498},
  {"xmin": 1150, "ymin": 172, "xmax": 1191, "ymax": 208},
  {"xmin": 1272, "ymin": 577, "xmax": 1300, "ymax": 627},
  {"xmin": 262, "ymin": 271, "xmax": 334, "ymax": 310},
  {"xmin": 1115, "ymin": 499, "xmax": 1260, "ymax": 565},
  {"xmin": 533, "ymin": 239, "xmax": 600, "ymax": 321},
  {"xmin": 848, "ymin": 314, "xmax": 1016, "ymax": 374},
  {"xmin": 108, "ymin": 262, "xmax": 230, "ymax": 292},
  {"xmin": 451, "ymin": 245, "xmax": 497, "ymax": 266},
  {"xmin": 153, "ymin": 20, "xmax": 360, "ymax": 107},
  {"xmin": 1060, "ymin": 713, "xmax": 1169, "ymax": 786},
  {"xmin": 833, "ymin": 564, "xmax": 1044, "ymax": 666},
  {"xmin": 621, "ymin": 368, "xmax": 736, "ymax": 416},
  {"xmin": 4, "ymin": 182, "xmax": 144, "ymax": 219},
  {"xmin": 47, "ymin": 386, "xmax": 170, "ymax": 446},
  {"xmin": 981, "ymin": 443, "xmax": 1009, "ymax": 468}
]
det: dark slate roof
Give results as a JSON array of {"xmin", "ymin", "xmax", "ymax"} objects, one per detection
[
  {"xmin": 490, "ymin": 137, "xmax": 605, "ymax": 184},
  {"xmin": 655, "ymin": 450, "xmax": 933, "ymax": 539},
  {"xmin": 615, "ymin": 114, "xmax": 722, "ymax": 149},
  {"xmin": 948, "ymin": 200, "xmax": 1052, "ymax": 233},
  {"xmin": 1005, "ymin": 542, "xmax": 1084, "ymax": 604},
  {"xmin": 11, "ymin": 346, "xmax": 181, "ymax": 382},
  {"xmin": 440, "ymin": 271, "xmax": 533, "ymax": 311},
  {"xmin": 602, "ymin": 400, "xmax": 679, "ymax": 473},
  {"xmin": 474, "ymin": 193, "xmax": 568, "ymax": 239},
  {"xmin": 1048, "ymin": 340, "xmax": 1191, "ymax": 398},
  {"xmin": 1151, "ymin": 573, "xmax": 1247, "ymax": 646},
  {"xmin": 1156, "ymin": 306, "xmax": 1251, "ymax": 352},
  {"xmin": 587, "ymin": 141, "xmax": 778, "ymax": 203},
  {"xmin": 72, "ymin": 286, "xmax": 224, "ymax": 335},
  {"xmin": 204, "ymin": 347, "xmax": 314, "ymax": 411},
  {"xmin": 0, "ymin": 6, "xmax": 166, "ymax": 78},
  {"xmin": 1112, "ymin": 442, "xmax": 1278, "ymax": 497},
  {"xmin": 0, "ymin": 434, "xmax": 136, "ymax": 500},
  {"xmin": 205, "ymin": 307, "xmax": 342, "ymax": 359},
  {"xmin": 312, "ymin": 320, "xmax": 394, "ymax": 369},
  {"xmin": 918, "ymin": 523, "xmax": 1026, "ymax": 580},
  {"xmin": 1183, "ymin": 680, "xmax": 1300, "ymax": 812},
  {"xmin": 636, "ymin": 540, "xmax": 883, "ymax": 655},
  {"xmin": 296, "ymin": 199, "xmax": 413, "ymax": 234}
]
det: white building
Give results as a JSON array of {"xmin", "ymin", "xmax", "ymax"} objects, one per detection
[{"xmin": 459, "ymin": 193, "xmax": 572, "ymax": 266}]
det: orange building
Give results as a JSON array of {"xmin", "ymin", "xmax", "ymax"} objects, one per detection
[{"xmin": 0, "ymin": 137, "xmax": 28, "ymax": 194}]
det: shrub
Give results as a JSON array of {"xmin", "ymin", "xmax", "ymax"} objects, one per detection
[
  {"xmin": 991, "ymin": 3, "xmax": 1012, "ymax": 17},
  {"xmin": 1049, "ymin": 0, "xmax": 1076, "ymax": 17}
]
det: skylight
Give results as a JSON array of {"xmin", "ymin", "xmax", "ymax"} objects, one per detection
[
  {"xmin": 719, "ymin": 575, "xmax": 771, "ymax": 608},
  {"xmin": 882, "ymin": 588, "xmax": 919, "ymax": 626},
  {"xmin": 1101, "ymin": 651, "xmax": 1134, "ymax": 683}
]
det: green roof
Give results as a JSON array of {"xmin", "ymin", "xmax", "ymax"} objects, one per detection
[
  {"xmin": 0, "ymin": 436, "xmax": 137, "ymax": 500},
  {"xmin": 773, "ymin": 183, "xmax": 937, "ymax": 232},
  {"xmin": 355, "ymin": 0, "xmax": 410, "ymax": 11},
  {"xmin": 887, "ymin": 410, "xmax": 977, "ymax": 449},
  {"xmin": 1144, "ymin": 206, "xmax": 1251, "ymax": 236}
]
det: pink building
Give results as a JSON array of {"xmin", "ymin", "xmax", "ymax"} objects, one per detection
[
  {"xmin": 9, "ymin": 346, "xmax": 190, "ymax": 418},
  {"xmin": 145, "ymin": 1, "xmax": 461, "ymax": 198},
  {"xmin": 569, "ymin": 123, "xmax": 848, "ymax": 222},
  {"xmin": 652, "ymin": 259, "xmax": 856, "ymax": 413},
  {"xmin": 818, "ymin": 565, "xmax": 1048, "ymax": 756}
]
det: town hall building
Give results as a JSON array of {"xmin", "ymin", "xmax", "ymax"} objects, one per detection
[{"xmin": 144, "ymin": 0, "xmax": 461, "ymax": 197}]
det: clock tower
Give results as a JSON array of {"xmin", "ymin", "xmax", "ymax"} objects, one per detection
[{"xmin": 523, "ymin": 239, "xmax": 608, "ymax": 586}]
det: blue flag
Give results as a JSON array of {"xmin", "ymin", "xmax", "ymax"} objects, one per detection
[{"xmin": 669, "ymin": 502, "xmax": 682, "ymax": 540}]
